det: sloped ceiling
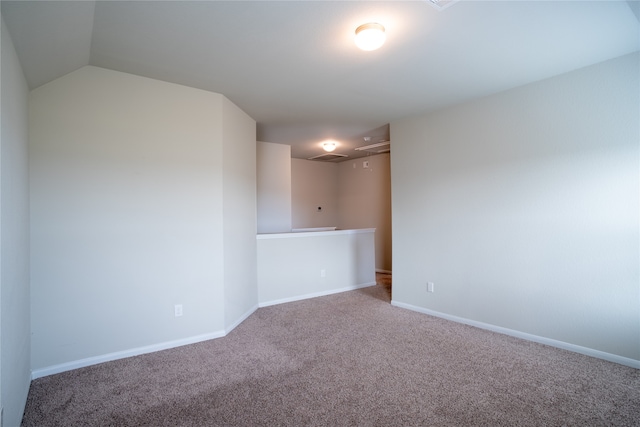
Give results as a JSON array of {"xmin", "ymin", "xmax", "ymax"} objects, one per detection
[{"xmin": 2, "ymin": 1, "xmax": 639, "ymax": 160}]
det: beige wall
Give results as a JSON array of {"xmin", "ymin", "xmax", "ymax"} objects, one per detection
[
  {"xmin": 338, "ymin": 154, "xmax": 392, "ymax": 272},
  {"xmin": 290, "ymin": 155, "xmax": 392, "ymax": 271},
  {"xmin": 391, "ymin": 53, "xmax": 639, "ymax": 364},
  {"xmin": 291, "ymin": 158, "xmax": 338, "ymax": 229}
]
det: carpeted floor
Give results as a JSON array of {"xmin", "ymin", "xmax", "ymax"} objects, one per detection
[{"xmin": 21, "ymin": 275, "xmax": 639, "ymax": 426}]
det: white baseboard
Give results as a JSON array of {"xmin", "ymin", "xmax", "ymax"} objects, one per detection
[
  {"xmin": 225, "ymin": 304, "xmax": 258, "ymax": 335},
  {"xmin": 31, "ymin": 291, "xmax": 364, "ymax": 380},
  {"xmin": 391, "ymin": 300, "xmax": 640, "ymax": 370},
  {"xmin": 376, "ymin": 269, "xmax": 392, "ymax": 274},
  {"xmin": 31, "ymin": 331, "xmax": 225, "ymax": 380},
  {"xmin": 259, "ymin": 281, "xmax": 376, "ymax": 308},
  {"xmin": 32, "ymin": 303, "xmax": 263, "ymax": 380}
]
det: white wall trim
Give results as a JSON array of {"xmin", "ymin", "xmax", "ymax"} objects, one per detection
[
  {"xmin": 259, "ymin": 282, "xmax": 376, "ymax": 308},
  {"xmin": 257, "ymin": 228, "xmax": 375, "ymax": 240},
  {"xmin": 32, "ymin": 304, "xmax": 259, "ymax": 380},
  {"xmin": 225, "ymin": 304, "xmax": 258, "ymax": 335},
  {"xmin": 391, "ymin": 300, "xmax": 640, "ymax": 370},
  {"xmin": 31, "ymin": 331, "xmax": 226, "ymax": 380}
]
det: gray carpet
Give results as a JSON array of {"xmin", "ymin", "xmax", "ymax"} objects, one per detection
[{"xmin": 22, "ymin": 276, "xmax": 640, "ymax": 426}]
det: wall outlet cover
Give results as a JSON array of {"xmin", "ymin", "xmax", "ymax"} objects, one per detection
[{"xmin": 174, "ymin": 304, "xmax": 183, "ymax": 317}]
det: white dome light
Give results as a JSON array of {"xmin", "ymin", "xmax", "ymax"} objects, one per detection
[
  {"xmin": 355, "ymin": 23, "xmax": 386, "ymax": 51},
  {"xmin": 323, "ymin": 142, "xmax": 337, "ymax": 152}
]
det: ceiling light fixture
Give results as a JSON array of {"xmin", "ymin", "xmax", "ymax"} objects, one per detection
[
  {"xmin": 354, "ymin": 23, "xmax": 386, "ymax": 51},
  {"xmin": 323, "ymin": 141, "xmax": 337, "ymax": 152}
]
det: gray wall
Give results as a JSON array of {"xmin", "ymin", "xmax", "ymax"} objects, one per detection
[
  {"xmin": 222, "ymin": 97, "xmax": 258, "ymax": 331},
  {"xmin": 256, "ymin": 141, "xmax": 292, "ymax": 233},
  {"xmin": 257, "ymin": 229, "xmax": 376, "ymax": 306},
  {"xmin": 29, "ymin": 66, "xmax": 256, "ymax": 374},
  {"xmin": 391, "ymin": 53, "xmax": 639, "ymax": 363},
  {"xmin": 1, "ymin": 17, "xmax": 31, "ymax": 427}
]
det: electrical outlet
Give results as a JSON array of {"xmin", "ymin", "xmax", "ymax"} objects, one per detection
[
  {"xmin": 363, "ymin": 160, "xmax": 369, "ymax": 168},
  {"xmin": 427, "ymin": 282, "xmax": 435, "ymax": 293},
  {"xmin": 174, "ymin": 304, "xmax": 183, "ymax": 317},
  {"xmin": 320, "ymin": 269, "xmax": 326, "ymax": 278}
]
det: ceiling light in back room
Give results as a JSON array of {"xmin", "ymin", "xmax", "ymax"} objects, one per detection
[
  {"xmin": 323, "ymin": 141, "xmax": 337, "ymax": 152},
  {"xmin": 354, "ymin": 23, "xmax": 386, "ymax": 51}
]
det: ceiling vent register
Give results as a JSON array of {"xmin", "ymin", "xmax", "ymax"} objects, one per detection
[
  {"xmin": 427, "ymin": 0, "xmax": 461, "ymax": 11},
  {"xmin": 355, "ymin": 141, "xmax": 390, "ymax": 153}
]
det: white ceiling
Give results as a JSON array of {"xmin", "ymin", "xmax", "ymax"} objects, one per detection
[{"xmin": 2, "ymin": 1, "xmax": 639, "ymax": 161}]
